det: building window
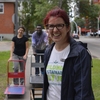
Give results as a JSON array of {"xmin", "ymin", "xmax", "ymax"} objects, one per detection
[{"xmin": 0, "ymin": 3, "xmax": 4, "ymax": 14}]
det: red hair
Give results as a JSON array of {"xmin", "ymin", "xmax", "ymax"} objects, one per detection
[
  {"xmin": 43, "ymin": 7, "xmax": 70, "ymax": 42},
  {"xmin": 43, "ymin": 7, "xmax": 70, "ymax": 27}
]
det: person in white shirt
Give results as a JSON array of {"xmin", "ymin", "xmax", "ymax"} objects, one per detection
[{"xmin": 42, "ymin": 7, "xmax": 95, "ymax": 100}]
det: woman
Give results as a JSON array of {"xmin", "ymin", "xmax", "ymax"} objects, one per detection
[
  {"xmin": 42, "ymin": 7, "xmax": 95, "ymax": 100},
  {"xmin": 8, "ymin": 26, "xmax": 29, "ymax": 85}
]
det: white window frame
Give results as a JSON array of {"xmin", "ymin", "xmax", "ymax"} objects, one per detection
[{"xmin": 0, "ymin": 3, "xmax": 4, "ymax": 14}]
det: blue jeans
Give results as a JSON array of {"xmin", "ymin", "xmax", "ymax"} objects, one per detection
[{"xmin": 35, "ymin": 49, "xmax": 45, "ymax": 75}]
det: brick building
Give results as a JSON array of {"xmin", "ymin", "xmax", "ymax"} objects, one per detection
[
  {"xmin": 0, "ymin": 0, "xmax": 15, "ymax": 40},
  {"xmin": 93, "ymin": 0, "xmax": 100, "ymax": 4}
]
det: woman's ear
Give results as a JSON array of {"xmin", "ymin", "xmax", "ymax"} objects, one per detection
[{"xmin": 66, "ymin": 25, "xmax": 70, "ymax": 33}]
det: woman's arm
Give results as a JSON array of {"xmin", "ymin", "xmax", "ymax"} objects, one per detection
[
  {"xmin": 23, "ymin": 41, "xmax": 29, "ymax": 59},
  {"xmin": 8, "ymin": 41, "xmax": 14, "ymax": 61},
  {"xmin": 74, "ymin": 49, "xmax": 94, "ymax": 100}
]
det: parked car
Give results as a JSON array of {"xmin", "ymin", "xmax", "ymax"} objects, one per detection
[
  {"xmin": 93, "ymin": 32, "xmax": 97, "ymax": 36},
  {"xmin": 90, "ymin": 32, "xmax": 96, "ymax": 36},
  {"xmin": 95, "ymin": 30, "xmax": 100, "ymax": 37},
  {"xmin": 72, "ymin": 33, "xmax": 79, "ymax": 39},
  {"xmin": 90, "ymin": 30, "xmax": 100, "ymax": 37}
]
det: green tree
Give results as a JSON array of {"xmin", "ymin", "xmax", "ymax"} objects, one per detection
[
  {"xmin": 19, "ymin": 0, "xmax": 40, "ymax": 35},
  {"xmin": 75, "ymin": 0, "xmax": 100, "ymax": 31},
  {"xmin": 75, "ymin": 17, "xmax": 85, "ymax": 28},
  {"xmin": 34, "ymin": 0, "xmax": 73, "ymax": 27},
  {"xmin": 19, "ymin": 0, "xmax": 100, "ymax": 33},
  {"xmin": 20, "ymin": 0, "xmax": 74, "ymax": 31}
]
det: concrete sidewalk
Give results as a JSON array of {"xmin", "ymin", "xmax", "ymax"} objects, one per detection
[{"xmin": 0, "ymin": 41, "xmax": 11, "ymax": 51}]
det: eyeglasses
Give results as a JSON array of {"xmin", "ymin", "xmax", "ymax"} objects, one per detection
[{"xmin": 46, "ymin": 24, "xmax": 67, "ymax": 30}]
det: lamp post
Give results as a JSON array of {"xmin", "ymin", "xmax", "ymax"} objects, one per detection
[
  {"xmin": 15, "ymin": 0, "xmax": 18, "ymax": 35},
  {"xmin": 72, "ymin": 20, "xmax": 78, "ymax": 34},
  {"xmin": 97, "ymin": 17, "xmax": 100, "ymax": 31}
]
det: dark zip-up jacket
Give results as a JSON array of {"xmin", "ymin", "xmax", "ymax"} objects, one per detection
[{"xmin": 42, "ymin": 37, "xmax": 95, "ymax": 100}]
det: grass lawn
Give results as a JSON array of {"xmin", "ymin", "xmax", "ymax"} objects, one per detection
[
  {"xmin": 92, "ymin": 59, "xmax": 100, "ymax": 100},
  {"xmin": 0, "ymin": 51, "xmax": 100, "ymax": 99},
  {"xmin": 0, "ymin": 51, "xmax": 10, "ymax": 100}
]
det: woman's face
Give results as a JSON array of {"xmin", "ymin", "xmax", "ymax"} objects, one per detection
[
  {"xmin": 47, "ymin": 17, "xmax": 70, "ymax": 44},
  {"xmin": 18, "ymin": 28, "xmax": 24, "ymax": 35}
]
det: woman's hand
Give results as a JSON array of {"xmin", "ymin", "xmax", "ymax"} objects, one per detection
[
  {"xmin": 23, "ymin": 55, "xmax": 27, "ymax": 60},
  {"xmin": 8, "ymin": 57, "xmax": 13, "ymax": 62}
]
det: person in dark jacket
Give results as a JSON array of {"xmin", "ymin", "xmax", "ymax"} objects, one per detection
[{"xmin": 42, "ymin": 7, "xmax": 95, "ymax": 100}]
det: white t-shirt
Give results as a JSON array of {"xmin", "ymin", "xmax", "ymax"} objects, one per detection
[{"xmin": 46, "ymin": 45, "xmax": 70, "ymax": 100}]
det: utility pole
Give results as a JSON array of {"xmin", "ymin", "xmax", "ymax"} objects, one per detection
[
  {"xmin": 73, "ymin": 20, "xmax": 78, "ymax": 34},
  {"xmin": 97, "ymin": 17, "xmax": 100, "ymax": 31},
  {"xmin": 59, "ymin": 0, "xmax": 63, "ymax": 8},
  {"xmin": 89, "ymin": 0, "xmax": 92, "ymax": 5},
  {"xmin": 15, "ymin": 0, "xmax": 18, "ymax": 35}
]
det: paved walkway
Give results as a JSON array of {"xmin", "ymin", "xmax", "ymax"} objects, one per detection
[
  {"xmin": 0, "ymin": 41, "xmax": 11, "ymax": 51},
  {"xmin": 0, "ymin": 41, "xmax": 35, "ymax": 100}
]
